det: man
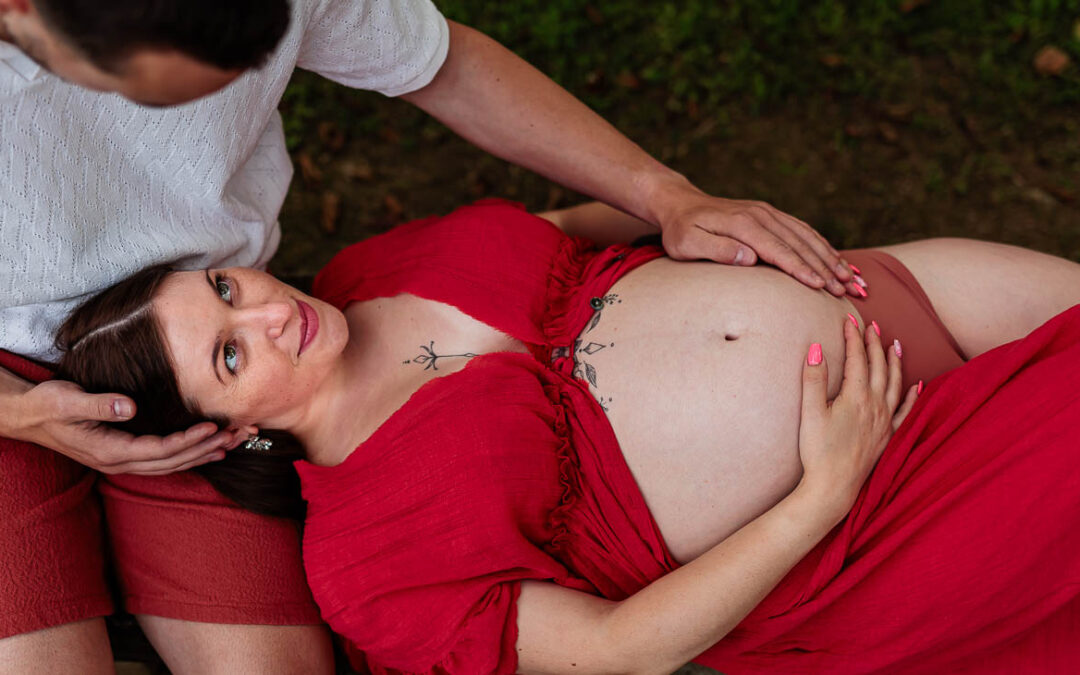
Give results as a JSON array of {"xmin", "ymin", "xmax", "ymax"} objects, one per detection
[{"xmin": 0, "ymin": 0, "xmax": 856, "ymax": 671}]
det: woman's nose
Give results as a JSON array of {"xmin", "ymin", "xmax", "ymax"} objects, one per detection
[{"xmin": 236, "ymin": 301, "xmax": 292, "ymax": 339}]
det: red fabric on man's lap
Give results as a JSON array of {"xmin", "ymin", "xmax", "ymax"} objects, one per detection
[{"xmin": 0, "ymin": 349, "xmax": 321, "ymax": 639}]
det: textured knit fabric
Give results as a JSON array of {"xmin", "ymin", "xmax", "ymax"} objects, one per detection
[
  {"xmin": 298, "ymin": 201, "xmax": 1080, "ymax": 673},
  {"xmin": 0, "ymin": 0, "xmax": 448, "ymax": 362}
]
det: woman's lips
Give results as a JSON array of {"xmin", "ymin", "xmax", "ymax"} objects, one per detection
[{"xmin": 297, "ymin": 299, "xmax": 319, "ymax": 355}]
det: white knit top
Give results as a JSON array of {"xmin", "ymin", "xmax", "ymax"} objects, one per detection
[{"xmin": 0, "ymin": 0, "xmax": 448, "ymax": 362}]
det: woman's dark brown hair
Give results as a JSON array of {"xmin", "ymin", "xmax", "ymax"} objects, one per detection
[{"xmin": 55, "ymin": 264, "xmax": 306, "ymax": 520}]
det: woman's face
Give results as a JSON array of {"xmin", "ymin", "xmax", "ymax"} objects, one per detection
[{"xmin": 153, "ymin": 267, "xmax": 349, "ymax": 432}]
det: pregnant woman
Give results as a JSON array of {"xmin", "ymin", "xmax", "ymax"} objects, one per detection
[{"xmin": 56, "ymin": 200, "xmax": 1080, "ymax": 673}]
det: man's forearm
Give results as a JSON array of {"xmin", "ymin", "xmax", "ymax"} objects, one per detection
[{"xmin": 402, "ymin": 21, "xmax": 694, "ymax": 228}]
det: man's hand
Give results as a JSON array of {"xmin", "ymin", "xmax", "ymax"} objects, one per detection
[
  {"xmin": 649, "ymin": 181, "xmax": 859, "ymax": 297},
  {"xmin": 9, "ymin": 380, "xmax": 234, "ymax": 475}
]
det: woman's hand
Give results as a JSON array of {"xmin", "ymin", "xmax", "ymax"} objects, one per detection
[{"xmin": 797, "ymin": 319, "xmax": 919, "ymax": 520}]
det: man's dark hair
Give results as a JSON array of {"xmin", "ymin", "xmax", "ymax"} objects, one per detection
[
  {"xmin": 56, "ymin": 264, "xmax": 307, "ymax": 521},
  {"xmin": 34, "ymin": 0, "xmax": 291, "ymax": 72}
]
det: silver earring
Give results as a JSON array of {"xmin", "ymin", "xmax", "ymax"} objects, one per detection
[{"xmin": 243, "ymin": 435, "xmax": 273, "ymax": 452}]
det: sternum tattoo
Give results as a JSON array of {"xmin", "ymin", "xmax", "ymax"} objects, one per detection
[{"xmin": 402, "ymin": 341, "xmax": 478, "ymax": 371}]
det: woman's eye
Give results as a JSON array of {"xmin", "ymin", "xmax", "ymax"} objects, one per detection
[
  {"xmin": 216, "ymin": 277, "xmax": 232, "ymax": 303},
  {"xmin": 223, "ymin": 343, "xmax": 239, "ymax": 373}
]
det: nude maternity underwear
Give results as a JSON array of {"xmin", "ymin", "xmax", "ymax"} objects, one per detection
[{"xmin": 842, "ymin": 249, "xmax": 966, "ymax": 391}]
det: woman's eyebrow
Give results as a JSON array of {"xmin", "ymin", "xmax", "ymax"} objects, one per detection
[{"xmin": 204, "ymin": 271, "xmax": 226, "ymax": 385}]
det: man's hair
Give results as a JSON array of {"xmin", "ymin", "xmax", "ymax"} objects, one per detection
[
  {"xmin": 56, "ymin": 264, "xmax": 307, "ymax": 521},
  {"xmin": 34, "ymin": 0, "xmax": 291, "ymax": 72}
]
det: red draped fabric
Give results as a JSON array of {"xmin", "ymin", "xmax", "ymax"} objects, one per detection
[{"xmin": 702, "ymin": 302, "xmax": 1080, "ymax": 673}]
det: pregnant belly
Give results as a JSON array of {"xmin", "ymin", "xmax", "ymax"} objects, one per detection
[{"xmin": 577, "ymin": 258, "xmax": 862, "ymax": 563}]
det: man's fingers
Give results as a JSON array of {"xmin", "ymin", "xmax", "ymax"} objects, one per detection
[
  {"xmin": 665, "ymin": 227, "xmax": 756, "ymax": 266},
  {"xmin": 722, "ymin": 214, "xmax": 828, "ymax": 289},
  {"xmin": 115, "ymin": 431, "xmax": 231, "ymax": 475},
  {"xmin": 754, "ymin": 211, "xmax": 843, "ymax": 293},
  {"xmin": 71, "ymin": 392, "xmax": 136, "ymax": 424}
]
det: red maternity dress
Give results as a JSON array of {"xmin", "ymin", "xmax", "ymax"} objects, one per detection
[{"xmin": 296, "ymin": 200, "xmax": 1080, "ymax": 674}]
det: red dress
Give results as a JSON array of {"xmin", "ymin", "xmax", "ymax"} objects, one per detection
[{"xmin": 296, "ymin": 200, "xmax": 1080, "ymax": 674}]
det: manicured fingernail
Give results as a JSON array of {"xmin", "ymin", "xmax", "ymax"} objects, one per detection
[
  {"xmin": 871, "ymin": 320, "xmax": 881, "ymax": 336},
  {"xmin": 853, "ymin": 284, "xmax": 868, "ymax": 298},
  {"xmin": 854, "ymin": 274, "xmax": 868, "ymax": 289},
  {"xmin": 733, "ymin": 247, "xmax": 745, "ymax": 264},
  {"xmin": 113, "ymin": 399, "xmax": 133, "ymax": 419},
  {"xmin": 893, "ymin": 338, "xmax": 903, "ymax": 358},
  {"xmin": 849, "ymin": 263, "xmax": 862, "ymax": 275},
  {"xmin": 811, "ymin": 272, "xmax": 826, "ymax": 285},
  {"xmin": 835, "ymin": 262, "xmax": 849, "ymax": 276},
  {"xmin": 807, "ymin": 343, "xmax": 823, "ymax": 365},
  {"xmin": 917, "ymin": 379, "xmax": 924, "ymax": 395},
  {"xmin": 847, "ymin": 312, "xmax": 859, "ymax": 328}
]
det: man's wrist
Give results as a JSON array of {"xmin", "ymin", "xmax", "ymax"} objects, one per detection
[
  {"xmin": 0, "ymin": 369, "xmax": 35, "ymax": 439},
  {"xmin": 631, "ymin": 168, "xmax": 703, "ymax": 229}
]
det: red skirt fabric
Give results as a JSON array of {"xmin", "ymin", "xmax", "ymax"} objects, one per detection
[
  {"xmin": 0, "ymin": 350, "xmax": 321, "ymax": 639},
  {"xmin": 697, "ymin": 303, "xmax": 1080, "ymax": 672}
]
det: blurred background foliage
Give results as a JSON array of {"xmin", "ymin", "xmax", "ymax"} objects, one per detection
[{"xmin": 274, "ymin": 0, "xmax": 1080, "ymax": 277}]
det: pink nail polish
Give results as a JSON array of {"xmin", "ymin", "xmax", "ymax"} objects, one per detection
[
  {"xmin": 853, "ymin": 284, "xmax": 868, "ymax": 298},
  {"xmin": 871, "ymin": 320, "xmax": 881, "ymax": 337},
  {"xmin": 893, "ymin": 338, "xmax": 903, "ymax": 358},
  {"xmin": 807, "ymin": 343, "xmax": 823, "ymax": 365},
  {"xmin": 854, "ymin": 274, "xmax": 868, "ymax": 289},
  {"xmin": 849, "ymin": 263, "xmax": 862, "ymax": 275},
  {"xmin": 847, "ymin": 313, "xmax": 859, "ymax": 328},
  {"xmin": 917, "ymin": 379, "xmax": 924, "ymax": 395}
]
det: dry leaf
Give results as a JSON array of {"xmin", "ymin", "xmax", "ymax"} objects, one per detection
[
  {"xmin": 844, "ymin": 122, "xmax": 873, "ymax": 138},
  {"xmin": 317, "ymin": 121, "xmax": 346, "ymax": 152},
  {"xmin": 383, "ymin": 194, "xmax": 404, "ymax": 223},
  {"xmin": 877, "ymin": 121, "xmax": 900, "ymax": 144},
  {"xmin": 615, "ymin": 70, "xmax": 641, "ymax": 89},
  {"xmin": 339, "ymin": 159, "xmax": 373, "ymax": 181},
  {"xmin": 320, "ymin": 191, "xmax": 341, "ymax": 234},
  {"xmin": 881, "ymin": 102, "xmax": 915, "ymax": 122},
  {"xmin": 297, "ymin": 153, "xmax": 323, "ymax": 184},
  {"xmin": 1033, "ymin": 46, "xmax": 1070, "ymax": 76},
  {"xmin": 899, "ymin": 0, "xmax": 930, "ymax": 13},
  {"xmin": 819, "ymin": 53, "xmax": 844, "ymax": 68}
]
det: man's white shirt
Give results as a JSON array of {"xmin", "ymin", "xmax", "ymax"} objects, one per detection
[{"xmin": 0, "ymin": 0, "xmax": 448, "ymax": 362}]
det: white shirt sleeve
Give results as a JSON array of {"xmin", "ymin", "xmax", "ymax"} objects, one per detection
[{"xmin": 296, "ymin": 0, "xmax": 450, "ymax": 97}]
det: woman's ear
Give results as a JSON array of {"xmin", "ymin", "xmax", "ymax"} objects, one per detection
[{"xmin": 231, "ymin": 423, "xmax": 259, "ymax": 438}]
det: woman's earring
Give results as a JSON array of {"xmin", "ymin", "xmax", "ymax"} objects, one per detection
[{"xmin": 243, "ymin": 435, "xmax": 273, "ymax": 451}]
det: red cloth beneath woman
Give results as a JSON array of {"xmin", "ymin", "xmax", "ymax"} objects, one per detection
[{"xmin": 296, "ymin": 200, "xmax": 1080, "ymax": 673}]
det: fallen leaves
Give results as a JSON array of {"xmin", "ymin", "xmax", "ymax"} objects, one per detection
[
  {"xmin": 320, "ymin": 191, "xmax": 341, "ymax": 234},
  {"xmin": 1033, "ymin": 46, "xmax": 1070, "ymax": 76}
]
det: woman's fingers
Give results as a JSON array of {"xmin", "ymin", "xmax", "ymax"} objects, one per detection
[
  {"xmin": 884, "ymin": 338, "xmax": 904, "ymax": 412},
  {"xmin": 864, "ymin": 319, "xmax": 887, "ymax": 395},
  {"xmin": 892, "ymin": 383, "xmax": 921, "ymax": 431},
  {"xmin": 838, "ymin": 317, "xmax": 869, "ymax": 395},
  {"xmin": 801, "ymin": 342, "xmax": 830, "ymax": 420}
]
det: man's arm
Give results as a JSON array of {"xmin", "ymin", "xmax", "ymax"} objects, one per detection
[
  {"xmin": 0, "ymin": 363, "xmax": 233, "ymax": 474},
  {"xmin": 402, "ymin": 21, "xmax": 856, "ymax": 296}
]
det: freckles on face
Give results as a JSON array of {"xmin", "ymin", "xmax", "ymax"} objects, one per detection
[{"xmin": 152, "ymin": 269, "xmax": 349, "ymax": 429}]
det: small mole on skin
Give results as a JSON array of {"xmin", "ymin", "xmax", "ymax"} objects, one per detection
[{"xmin": 724, "ymin": 334, "xmax": 738, "ymax": 341}]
